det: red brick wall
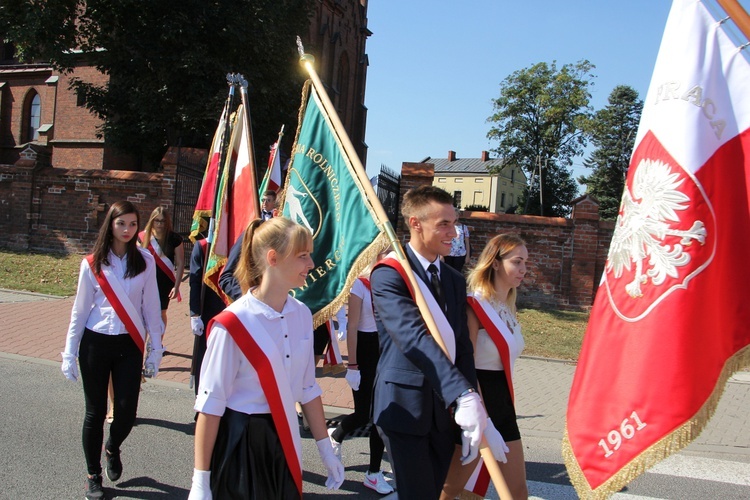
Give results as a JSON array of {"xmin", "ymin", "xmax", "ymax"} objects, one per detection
[
  {"xmin": 0, "ymin": 149, "xmax": 176, "ymax": 254},
  {"xmin": 398, "ymin": 163, "xmax": 614, "ymax": 310}
]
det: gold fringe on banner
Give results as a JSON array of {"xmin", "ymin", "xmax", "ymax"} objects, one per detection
[
  {"xmin": 310, "ymin": 232, "xmax": 390, "ymax": 330},
  {"xmin": 562, "ymin": 343, "xmax": 750, "ymax": 499}
]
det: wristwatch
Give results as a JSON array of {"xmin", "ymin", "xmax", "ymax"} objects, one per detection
[{"xmin": 455, "ymin": 387, "xmax": 476, "ymax": 404}]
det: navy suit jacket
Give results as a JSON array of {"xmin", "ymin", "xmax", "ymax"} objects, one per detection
[{"xmin": 371, "ymin": 245, "xmax": 476, "ymax": 436}]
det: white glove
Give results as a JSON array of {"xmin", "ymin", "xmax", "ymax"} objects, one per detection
[
  {"xmin": 345, "ymin": 368, "xmax": 361, "ymax": 391},
  {"xmin": 316, "ymin": 436, "xmax": 345, "ymax": 489},
  {"xmin": 144, "ymin": 347, "xmax": 165, "ymax": 378},
  {"xmin": 453, "ymin": 391, "xmax": 487, "ymax": 465},
  {"xmin": 191, "ymin": 316, "xmax": 204, "ymax": 336},
  {"xmin": 337, "ymin": 329, "xmax": 347, "ymax": 341},
  {"xmin": 61, "ymin": 352, "xmax": 79, "ymax": 382},
  {"xmin": 188, "ymin": 468, "xmax": 211, "ymax": 500},
  {"xmin": 484, "ymin": 418, "xmax": 509, "ymax": 463}
]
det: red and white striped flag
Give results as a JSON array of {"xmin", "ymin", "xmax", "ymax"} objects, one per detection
[
  {"xmin": 564, "ymin": 0, "xmax": 750, "ymax": 497},
  {"xmin": 260, "ymin": 132, "xmax": 283, "ymax": 195},
  {"xmin": 204, "ymin": 105, "xmax": 259, "ymax": 301}
]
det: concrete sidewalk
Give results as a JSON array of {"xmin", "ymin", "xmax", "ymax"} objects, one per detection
[{"xmin": 1, "ymin": 288, "xmax": 748, "ymax": 455}]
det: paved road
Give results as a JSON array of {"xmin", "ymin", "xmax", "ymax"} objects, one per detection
[{"xmin": 1, "ymin": 289, "xmax": 749, "ymax": 498}]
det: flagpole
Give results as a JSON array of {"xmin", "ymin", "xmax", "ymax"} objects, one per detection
[
  {"xmin": 296, "ymin": 37, "xmax": 513, "ymax": 500},
  {"xmin": 237, "ymin": 76, "xmax": 262, "ymax": 217},
  {"xmin": 208, "ymin": 75, "xmax": 241, "ymax": 246},
  {"xmin": 716, "ymin": 0, "xmax": 750, "ymax": 39}
]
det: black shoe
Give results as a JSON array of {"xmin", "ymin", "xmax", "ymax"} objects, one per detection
[
  {"xmin": 105, "ymin": 447, "xmax": 122, "ymax": 482},
  {"xmin": 85, "ymin": 474, "xmax": 105, "ymax": 499}
]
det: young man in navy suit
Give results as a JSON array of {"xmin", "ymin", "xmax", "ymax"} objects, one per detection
[{"xmin": 370, "ymin": 186, "xmax": 486, "ymax": 498}]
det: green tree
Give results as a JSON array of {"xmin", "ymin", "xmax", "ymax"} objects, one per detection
[
  {"xmin": 487, "ymin": 60, "xmax": 595, "ymax": 217},
  {"xmin": 0, "ymin": 0, "xmax": 312, "ymax": 169},
  {"xmin": 579, "ymin": 85, "xmax": 642, "ymax": 219}
]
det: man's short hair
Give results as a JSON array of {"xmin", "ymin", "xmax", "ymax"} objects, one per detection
[
  {"xmin": 263, "ymin": 189, "xmax": 277, "ymax": 198},
  {"xmin": 401, "ymin": 185, "xmax": 454, "ymax": 220}
]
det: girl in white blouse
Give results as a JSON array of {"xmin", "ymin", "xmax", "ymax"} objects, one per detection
[
  {"xmin": 189, "ymin": 217, "xmax": 344, "ymax": 499},
  {"xmin": 442, "ymin": 233, "xmax": 529, "ymax": 500},
  {"xmin": 61, "ymin": 201, "xmax": 164, "ymax": 499}
]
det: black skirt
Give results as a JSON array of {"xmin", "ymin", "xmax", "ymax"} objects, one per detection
[
  {"xmin": 476, "ymin": 369, "xmax": 521, "ymax": 442},
  {"xmin": 211, "ymin": 409, "xmax": 300, "ymax": 499}
]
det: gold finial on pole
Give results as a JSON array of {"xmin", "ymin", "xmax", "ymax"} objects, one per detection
[{"xmin": 296, "ymin": 35, "xmax": 315, "ymax": 65}]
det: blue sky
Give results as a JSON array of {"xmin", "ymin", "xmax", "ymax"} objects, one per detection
[{"xmin": 362, "ymin": 1, "xmax": 678, "ymax": 183}]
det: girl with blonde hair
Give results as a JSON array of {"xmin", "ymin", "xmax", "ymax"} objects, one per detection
[
  {"xmin": 139, "ymin": 206, "xmax": 184, "ymax": 337},
  {"xmin": 442, "ymin": 233, "xmax": 529, "ymax": 499},
  {"xmin": 189, "ymin": 217, "xmax": 344, "ymax": 499}
]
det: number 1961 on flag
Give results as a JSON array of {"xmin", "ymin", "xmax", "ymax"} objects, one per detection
[{"xmin": 598, "ymin": 411, "xmax": 647, "ymax": 458}]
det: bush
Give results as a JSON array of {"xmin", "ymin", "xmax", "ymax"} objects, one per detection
[{"xmin": 463, "ymin": 204, "xmax": 489, "ymax": 212}]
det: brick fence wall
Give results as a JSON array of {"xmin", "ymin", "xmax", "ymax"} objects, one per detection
[
  {"xmin": 1, "ymin": 149, "xmax": 616, "ymax": 310},
  {"xmin": 399, "ymin": 162, "xmax": 616, "ymax": 310},
  {"xmin": 0, "ymin": 144, "xmax": 176, "ymax": 254}
]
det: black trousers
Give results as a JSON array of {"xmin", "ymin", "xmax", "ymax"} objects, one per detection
[
  {"xmin": 79, "ymin": 329, "xmax": 143, "ymax": 475},
  {"xmin": 381, "ymin": 423, "xmax": 455, "ymax": 499},
  {"xmin": 331, "ymin": 330, "xmax": 385, "ymax": 472},
  {"xmin": 443, "ymin": 255, "xmax": 467, "ymax": 273}
]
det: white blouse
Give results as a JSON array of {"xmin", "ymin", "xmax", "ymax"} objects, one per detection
[
  {"xmin": 65, "ymin": 248, "xmax": 164, "ymax": 356},
  {"xmin": 474, "ymin": 300, "xmax": 525, "ymax": 371},
  {"xmin": 350, "ymin": 278, "xmax": 377, "ymax": 332},
  {"xmin": 195, "ymin": 291, "xmax": 322, "ymax": 417}
]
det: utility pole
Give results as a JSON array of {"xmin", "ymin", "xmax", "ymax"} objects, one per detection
[
  {"xmin": 539, "ymin": 157, "xmax": 546, "ymax": 216},
  {"xmin": 523, "ymin": 155, "xmax": 539, "ymax": 215}
]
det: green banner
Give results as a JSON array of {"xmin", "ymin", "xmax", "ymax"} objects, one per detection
[{"xmin": 282, "ymin": 81, "xmax": 386, "ymax": 325}]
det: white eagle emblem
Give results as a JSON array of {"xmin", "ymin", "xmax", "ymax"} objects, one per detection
[{"xmin": 607, "ymin": 159, "xmax": 707, "ymax": 298}]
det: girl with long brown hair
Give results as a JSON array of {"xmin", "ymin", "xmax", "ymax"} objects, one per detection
[{"xmin": 62, "ymin": 201, "xmax": 164, "ymax": 499}]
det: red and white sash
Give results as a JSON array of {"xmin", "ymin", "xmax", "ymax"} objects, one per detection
[
  {"xmin": 207, "ymin": 309, "xmax": 303, "ymax": 496},
  {"xmin": 466, "ymin": 293, "xmax": 516, "ymax": 402},
  {"xmin": 464, "ymin": 293, "xmax": 518, "ymax": 498},
  {"xmin": 322, "ymin": 319, "xmax": 344, "ymax": 371},
  {"xmin": 139, "ymin": 231, "xmax": 181, "ymax": 302},
  {"xmin": 376, "ymin": 255, "xmax": 456, "ymax": 362},
  {"xmin": 85, "ymin": 254, "xmax": 146, "ymax": 353}
]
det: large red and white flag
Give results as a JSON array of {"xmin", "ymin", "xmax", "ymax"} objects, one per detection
[
  {"xmin": 564, "ymin": 0, "xmax": 750, "ymax": 497},
  {"xmin": 204, "ymin": 105, "xmax": 259, "ymax": 301}
]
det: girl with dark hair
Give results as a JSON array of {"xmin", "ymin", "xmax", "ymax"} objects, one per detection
[
  {"xmin": 189, "ymin": 217, "xmax": 344, "ymax": 499},
  {"xmin": 61, "ymin": 201, "xmax": 164, "ymax": 500}
]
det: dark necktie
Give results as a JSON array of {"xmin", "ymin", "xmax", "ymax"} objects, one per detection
[{"xmin": 427, "ymin": 263, "xmax": 445, "ymax": 311}]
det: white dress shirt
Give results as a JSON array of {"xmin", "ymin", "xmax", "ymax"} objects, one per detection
[
  {"xmin": 408, "ymin": 242, "xmax": 442, "ymax": 279},
  {"xmin": 195, "ymin": 291, "xmax": 322, "ymax": 417},
  {"xmin": 64, "ymin": 248, "xmax": 164, "ymax": 356}
]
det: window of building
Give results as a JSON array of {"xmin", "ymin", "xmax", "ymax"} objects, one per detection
[
  {"xmin": 23, "ymin": 91, "xmax": 41, "ymax": 142},
  {"xmin": 472, "ymin": 191, "xmax": 483, "ymax": 204},
  {"xmin": 437, "ymin": 177, "xmax": 446, "ymax": 183},
  {"xmin": 76, "ymin": 87, "xmax": 87, "ymax": 107},
  {"xmin": 455, "ymin": 178, "xmax": 463, "ymax": 183},
  {"xmin": 475, "ymin": 178, "xmax": 483, "ymax": 183},
  {"xmin": 453, "ymin": 191, "xmax": 462, "ymax": 207},
  {"xmin": 511, "ymin": 169, "xmax": 515, "ymax": 183},
  {"xmin": 501, "ymin": 192, "xmax": 506, "ymax": 207}
]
